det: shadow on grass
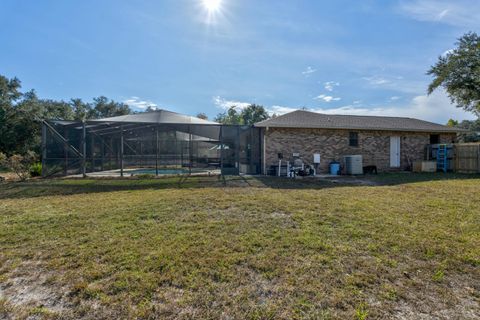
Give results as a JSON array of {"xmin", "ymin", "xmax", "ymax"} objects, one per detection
[
  {"xmin": 0, "ymin": 172, "xmax": 479, "ymax": 200},
  {"xmin": 366, "ymin": 172, "xmax": 480, "ymax": 185}
]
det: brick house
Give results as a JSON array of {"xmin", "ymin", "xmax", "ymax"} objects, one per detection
[{"xmin": 255, "ymin": 110, "xmax": 461, "ymax": 174}]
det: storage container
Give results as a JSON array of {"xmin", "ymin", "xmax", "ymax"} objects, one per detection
[
  {"xmin": 412, "ymin": 161, "xmax": 437, "ymax": 173},
  {"xmin": 344, "ymin": 155, "xmax": 363, "ymax": 175},
  {"xmin": 329, "ymin": 162, "xmax": 340, "ymax": 175}
]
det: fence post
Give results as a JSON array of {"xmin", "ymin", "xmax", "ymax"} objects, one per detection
[
  {"xmin": 478, "ymin": 144, "xmax": 480, "ymax": 173},
  {"xmin": 453, "ymin": 144, "xmax": 458, "ymax": 173}
]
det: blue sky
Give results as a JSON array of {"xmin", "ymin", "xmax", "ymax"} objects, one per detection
[{"xmin": 1, "ymin": 0, "xmax": 478, "ymax": 123}]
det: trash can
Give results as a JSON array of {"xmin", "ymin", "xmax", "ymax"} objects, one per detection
[{"xmin": 329, "ymin": 161, "xmax": 340, "ymax": 175}]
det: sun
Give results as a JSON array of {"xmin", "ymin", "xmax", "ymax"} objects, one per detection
[{"xmin": 202, "ymin": 0, "xmax": 222, "ymax": 12}]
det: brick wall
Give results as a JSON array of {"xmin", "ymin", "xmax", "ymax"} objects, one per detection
[{"xmin": 262, "ymin": 128, "xmax": 456, "ymax": 173}]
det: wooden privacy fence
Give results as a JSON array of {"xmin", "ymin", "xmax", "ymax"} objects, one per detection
[{"xmin": 454, "ymin": 143, "xmax": 480, "ymax": 173}]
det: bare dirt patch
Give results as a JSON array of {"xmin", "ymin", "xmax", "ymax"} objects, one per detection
[
  {"xmin": 0, "ymin": 261, "xmax": 69, "ymax": 317},
  {"xmin": 390, "ymin": 274, "xmax": 480, "ymax": 320}
]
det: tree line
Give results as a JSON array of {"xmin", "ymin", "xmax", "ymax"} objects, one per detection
[
  {"xmin": 0, "ymin": 75, "xmax": 133, "ymax": 156},
  {"xmin": 446, "ymin": 119, "xmax": 480, "ymax": 142},
  {"xmin": 212, "ymin": 104, "xmax": 271, "ymax": 125},
  {"xmin": 0, "ymin": 74, "xmax": 271, "ymax": 157}
]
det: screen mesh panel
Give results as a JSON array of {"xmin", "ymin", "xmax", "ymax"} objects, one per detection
[{"xmin": 42, "ymin": 119, "xmax": 261, "ymax": 177}]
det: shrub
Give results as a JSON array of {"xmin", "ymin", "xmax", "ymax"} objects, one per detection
[
  {"xmin": 0, "ymin": 151, "xmax": 38, "ymax": 181},
  {"xmin": 30, "ymin": 162, "xmax": 42, "ymax": 177}
]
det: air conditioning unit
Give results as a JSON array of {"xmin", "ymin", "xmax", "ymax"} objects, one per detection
[{"xmin": 344, "ymin": 155, "xmax": 363, "ymax": 175}]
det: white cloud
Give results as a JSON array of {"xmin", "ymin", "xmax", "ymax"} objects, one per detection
[
  {"xmin": 398, "ymin": 0, "xmax": 480, "ymax": 27},
  {"xmin": 362, "ymin": 75, "xmax": 391, "ymax": 86},
  {"xmin": 390, "ymin": 96, "xmax": 401, "ymax": 101},
  {"xmin": 123, "ymin": 97, "xmax": 158, "ymax": 110},
  {"xmin": 268, "ymin": 105, "xmax": 298, "ymax": 115},
  {"xmin": 314, "ymin": 94, "xmax": 341, "ymax": 102},
  {"xmin": 301, "ymin": 66, "xmax": 317, "ymax": 76},
  {"xmin": 362, "ymin": 75, "xmax": 425, "ymax": 94},
  {"xmin": 268, "ymin": 90, "xmax": 475, "ymax": 123},
  {"xmin": 324, "ymin": 81, "xmax": 340, "ymax": 92},
  {"xmin": 213, "ymin": 96, "xmax": 251, "ymax": 110}
]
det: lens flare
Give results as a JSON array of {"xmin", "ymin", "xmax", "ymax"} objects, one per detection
[{"xmin": 202, "ymin": 0, "xmax": 221, "ymax": 12}]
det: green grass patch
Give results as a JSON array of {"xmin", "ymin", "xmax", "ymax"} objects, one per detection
[{"xmin": 0, "ymin": 174, "xmax": 479, "ymax": 319}]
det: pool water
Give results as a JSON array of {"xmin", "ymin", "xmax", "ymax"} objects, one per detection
[{"xmin": 130, "ymin": 168, "xmax": 188, "ymax": 175}]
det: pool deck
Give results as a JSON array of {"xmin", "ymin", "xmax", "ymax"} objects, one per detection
[{"xmin": 67, "ymin": 168, "xmax": 221, "ymax": 178}]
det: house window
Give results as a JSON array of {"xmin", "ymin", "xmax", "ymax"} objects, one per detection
[
  {"xmin": 349, "ymin": 132, "xmax": 359, "ymax": 147},
  {"xmin": 430, "ymin": 134, "xmax": 440, "ymax": 144}
]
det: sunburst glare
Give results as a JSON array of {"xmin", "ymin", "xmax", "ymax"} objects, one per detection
[
  {"xmin": 200, "ymin": 0, "xmax": 225, "ymax": 25},
  {"xmin": 202, "ymin": 0, "xmax": 222, "ymax": 12}
]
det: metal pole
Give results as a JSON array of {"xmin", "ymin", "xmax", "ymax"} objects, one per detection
[
  {"xmin": 249, "ymin": 128, "xmax": 254, "ymax": 174},
  {"xmin": 189, "ymin": 125, "xmax": 192, "ymax": 175},
  {"xmin": 220, "ymin": 126, "xmax": 224, "ymax": 175},
  {"xmin": 110, "ymin": 137, "xmax": 115, "ymax": 170},
  {"xmin": 156, "ymin": 125, "xmax": 159, "ymax": 176},
  {"xmin": 140, "ymin": 139, "xmax": 143, "ymax": 168},
  {"xmin": 64, "ymin": 127, "xmax": 68, "ymax": 176},
  {"xmin": 236, "ymin": 126, "xmax": 240, "ymax": 175},
  {"xmin": 41, "ymin": 121, "xmax": 47, "ymax": 178},
  {"xmin": 101, "ymin": 136, "xmax": 105, "ymax": 172},
  {"xmin": 90, "ymin": 134, "xmax": 95, "ymax": 172},
  {"xmin": 263, "ymin": 128, "xmax": 267, "ymax": 175},
  {"xmin": 81, "ymin": 121, "xmax": 86, "ymax": 178},
  {"xmin": 120, "ymin": 125, "xmax": 124, "ymax": 177}
]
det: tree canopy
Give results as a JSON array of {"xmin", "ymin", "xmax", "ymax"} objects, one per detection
[
  {"xmin": 446, "ymin": 119, "xmax": 459, "ymax": 127},
  {"xmin": 427, "ymin": 32, "xmax": 480, "ymax": 116},
  {"xmin": 196, "ymin": 112, "xmax": 208, "ymax": 120},
  {"xmin": 0, "ymin": 74, "xmax": 132, "ymax": 155},
  {"xmin": 214, "ymin": 104, "xmax": 270, "ymax": 125},
  {"xmin": 455, "ymin": 119, "xmax": 480, "ymax": 142}
]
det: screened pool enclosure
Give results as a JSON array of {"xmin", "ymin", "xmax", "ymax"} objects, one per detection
[{"xmin": 41, "ymin": 110, "xmax": 262, "ymax": 177}]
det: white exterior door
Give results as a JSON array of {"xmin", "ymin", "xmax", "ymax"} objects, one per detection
[{"xmin": 390, "ymin": 136, "xmax": 401, "ymax": 168}]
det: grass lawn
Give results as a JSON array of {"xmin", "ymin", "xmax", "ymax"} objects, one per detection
[{"xmin": 0, "ymin": 174, "xmax": 479, "ymax": 319}]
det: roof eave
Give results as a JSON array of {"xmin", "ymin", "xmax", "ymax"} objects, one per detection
[{"xmin": 254, "ymin": 124, "xmax": 466, "ymax": 133}]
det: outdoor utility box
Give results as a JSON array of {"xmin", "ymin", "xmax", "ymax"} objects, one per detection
[
  {"xmin": 412, "ymin": 161, "xmax": 437, "ymax": 173},
  {"xmin": 274, "ymin": 165, "xmax": 289, "ymax": 176},
  {"xmin": 344, "ymin": 155, "xmax": 363, "ymax": 175}
]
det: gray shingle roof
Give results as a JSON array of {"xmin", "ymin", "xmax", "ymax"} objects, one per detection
[{"xmin": 255, "ymin": 110, "xmax": 465, "ymax": 133}]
